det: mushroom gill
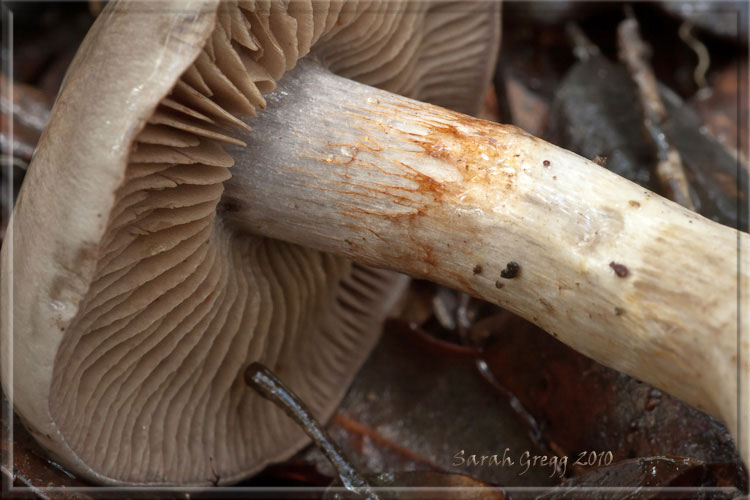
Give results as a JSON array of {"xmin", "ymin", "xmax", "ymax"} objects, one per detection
[{"xmin": 42, "ymin": 0, "xmax": 499, "ymax": 485}]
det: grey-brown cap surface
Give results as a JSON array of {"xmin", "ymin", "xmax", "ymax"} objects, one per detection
[{"xmin": 0, "ymin": 0, "xmax": 500, "ymax": 485}]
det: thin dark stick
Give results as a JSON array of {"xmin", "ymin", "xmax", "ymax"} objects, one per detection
[{"xmin": 244, "ymin": 362, "xmax": 382, "ymax": 500}]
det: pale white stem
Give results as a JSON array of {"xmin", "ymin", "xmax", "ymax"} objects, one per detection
[{"xmin": 222, "ymin": 60, "xmax": 749, "ymax": 463}]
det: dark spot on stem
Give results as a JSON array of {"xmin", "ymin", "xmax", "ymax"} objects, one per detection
[
  {"xmin": 500, "ymin": 261, "xmax": 520, "ymax": 279},
  {"xmin": 543, "ymin": 160, "xmax": 551, "ymax": 167},
  {"xmin": 539, "ymin": 297, "xmax": 554, "ymax": 313},
  {"xmin": 593, "ymin": 155, "xmax": 608, "ymax": 166},
  {"xmin": 629, "ymin": 200, "xmax": 641, "ymax": 208},
  {"xmin": 614, "ymin": 307, "xmax": 625, "ymax": 316},
  {"xmin": 472, "ymin": 264, "xmax": 482, "ymax": 275},
  {"xmin": 610, "ymin": 261, "xmax": 629, "ymax": 277},
  {"xmin": 495, "ymin": 280, "xmax": 504, "ymax": 289}
]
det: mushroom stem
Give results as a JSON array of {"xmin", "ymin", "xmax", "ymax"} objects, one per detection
[{"xmin": 223, "ymin": 59, "xmax": 749, "ymax": 463}]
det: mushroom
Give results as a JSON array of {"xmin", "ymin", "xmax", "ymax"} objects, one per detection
[
  {"xmin": 0, "ymin": 0, "xmax": 500, "ymax": 485},
  {"xmin": 1, "ymin": 0, "xmax": 747, "ymax": 487}
]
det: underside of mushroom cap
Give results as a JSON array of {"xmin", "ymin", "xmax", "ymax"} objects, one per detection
[{"xmin": 1, "ymin": 0, "xmax": 500, "ymax": 485}]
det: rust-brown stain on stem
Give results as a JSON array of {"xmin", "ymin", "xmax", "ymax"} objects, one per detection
[{"xmin": 309, "ymin": 98, "xmax": 532, "ymax": 294}]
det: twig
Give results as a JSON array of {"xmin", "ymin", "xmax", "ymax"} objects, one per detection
[
  {"xmin": 244, "ymin": 362, "xmax": 382, "ymax": 500},
  {"xmin": 678, "ymin": 20, "xmax": 710, "ymax": 89},
  {"xmin": 332, "ymin": 413, "xmax": 446, "ymax": 472},
  {"xmin": 618, "ymin": 8, "xmax": 696, "ymax": 210}
]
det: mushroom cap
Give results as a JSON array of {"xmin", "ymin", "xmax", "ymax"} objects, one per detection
[{"xmin": 1, "ymin": 0, "xmax": 500, "ymax": 485}]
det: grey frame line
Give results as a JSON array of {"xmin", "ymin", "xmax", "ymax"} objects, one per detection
[
  {"xmin": 0, "ymin": 1, "xmax": 747, "ymax": 498},
  {"xmin": 1, "ymin": 2, "xmax": 16, "ymax": 496},
  {"xmin": 736, "ymin": 0, "xmax": 749, "ymax": 478}
]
